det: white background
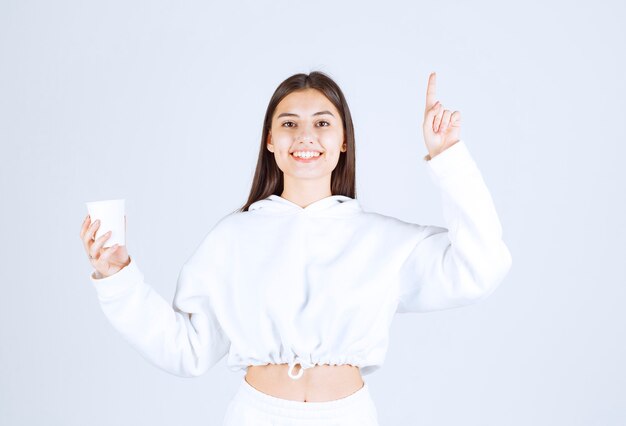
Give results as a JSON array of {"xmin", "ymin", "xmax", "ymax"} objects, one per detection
[{"xmin": 1, "ymin": 0, "xmax": 624, "ymax": 425}]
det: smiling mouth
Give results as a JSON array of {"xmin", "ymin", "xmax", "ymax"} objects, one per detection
[{"xmin": 291, "ymin": 152, "xmax": 323, "ymax": 161}]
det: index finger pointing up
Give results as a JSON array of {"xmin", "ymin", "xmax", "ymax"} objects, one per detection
[{"xmin": 425, "ymin": 72, "xmax": 437, "ymax": 110}]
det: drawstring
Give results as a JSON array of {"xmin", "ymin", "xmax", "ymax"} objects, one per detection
[
  {"xmin": 287, "ymin": 363, "xmax": 304, "ymax": 380},
  {"xmin": 287, "ymin": 358, "xmax": 314, "ymax": 380}
]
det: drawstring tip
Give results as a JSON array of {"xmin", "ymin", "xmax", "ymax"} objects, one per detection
[{"xmin": 287, "ymin": 363, "xmax": 304, "ymax": 380}]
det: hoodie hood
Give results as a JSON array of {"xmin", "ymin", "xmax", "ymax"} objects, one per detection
[{"xmin": 249, "ymin": 194, "xmax": 362, "ymax": 215}]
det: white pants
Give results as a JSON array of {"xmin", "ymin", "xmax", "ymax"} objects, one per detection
[{"xmin": 221, "ymin": 377, "xmax": 380, "ymax": 426}]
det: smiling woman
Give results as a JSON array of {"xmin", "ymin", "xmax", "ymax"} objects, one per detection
[
  {"xmin": 268, "ymin": 88, "xmax": 347, "ymax": 185},
  {"xmin": 240, "ymin": 72, "xmax": 356, "ymax": 212},
  {"xmin": 84, "ymin": 70, "xmax": 512, "ymax": 426}
]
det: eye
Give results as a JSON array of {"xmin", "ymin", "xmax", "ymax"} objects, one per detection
[{"xmin": 280, "ymin": 120, "xmax": 330, "ymax": 128}]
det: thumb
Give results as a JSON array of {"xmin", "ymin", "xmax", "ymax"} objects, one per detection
[
  {"xmin": 428, "ymin": 101, "xmax": 441, "ymax": 117},
  {"xmin": 425, "ymin": 101, "xmax": 441, "ymax": 126}
]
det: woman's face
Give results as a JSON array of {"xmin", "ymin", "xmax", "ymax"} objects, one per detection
[{"xmin": 268, "ymin": 88, "xmax": 346, "ymax": 184}]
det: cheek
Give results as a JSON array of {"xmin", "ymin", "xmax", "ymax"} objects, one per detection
[
  {"xmin": 271, "ymin": 134, "xmax": 291, "ymax": 152},
  {"xmin": 320, "ymin": 150, "xmax": 341, "ymax": 165},
  {"xmin": 273, "ymin": 145, "xmax": 293, "ymax": 165},
  {"xmin": 323, "ymin": 129, "xmax": 344, "ymax": 147}
]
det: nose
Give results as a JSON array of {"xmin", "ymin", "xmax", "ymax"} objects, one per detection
[{"xmin": 295, "ymin": 123, "xmax": 316, "ymax": 143}]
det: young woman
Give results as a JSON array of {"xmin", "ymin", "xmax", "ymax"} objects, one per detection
[{"xmin": 80, "ymin": 71, "xmax": 512, "ymax": 425}]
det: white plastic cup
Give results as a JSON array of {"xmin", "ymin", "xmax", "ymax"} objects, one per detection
[{"xmin": 85, "ymin": 199, "xmax": 126, "ymax": 248}]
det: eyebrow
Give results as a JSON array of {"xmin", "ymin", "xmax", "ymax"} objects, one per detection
[{"xmin": 276, "ymin": 110, "xmax": 335, "ymax": 119}]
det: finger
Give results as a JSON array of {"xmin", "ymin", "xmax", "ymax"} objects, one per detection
[
  {"xmin": 425, "ymin": 101, "xmax": 441, "ymax": 127},
  {"xmin": 439, "ymin": 110, "xmax": 452, "ymax": 132},
  {"xmin": 425, "ymin": 72, "xmax": 437, "ymax": 111},
  {"xmin": 80, "ymin": 214, "xmax": 90, "ymax": 239},
  {"xmin": 450, "ymin": 110, "xmax": 462, "ymax": 126},
  {"xmin": 434, "ymin": 105, "xmax": 445, "ymax": 132},
  {"xmin": 82, "ymin": 217, "xmax": 98, "ymax": 252},
  {"xmin": 89, "ymin": 229, "xmax": 112, "ymax": 259},
  {"xmin": 84, "ymin": 219, "xmax": 101, "ymax": 254},
  {"xmin": 89, "ymin": 219, "xmax": 100, "ymax": 241},
  {"xmin": 100, "ymin": 244, "xmax": 119, "ymax": 263}
]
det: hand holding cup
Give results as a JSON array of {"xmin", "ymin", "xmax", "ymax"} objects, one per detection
[{"xmin": 80, "ymin": 214, "xmax": 130, "ymax": 278}]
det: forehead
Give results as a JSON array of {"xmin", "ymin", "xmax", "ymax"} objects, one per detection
[{"xmin": 274, "ymin": 88, "xmax": 340, "ymax": 117}]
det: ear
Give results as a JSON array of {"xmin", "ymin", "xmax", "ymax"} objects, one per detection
[{"xmin": 267, "ymin": 132, "xmax": 273, "ymax": 152}]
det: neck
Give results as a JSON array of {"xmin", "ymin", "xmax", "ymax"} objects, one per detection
[{"xmin": 281, "ymin": 178, "xmax": 332, "ymax": 209}]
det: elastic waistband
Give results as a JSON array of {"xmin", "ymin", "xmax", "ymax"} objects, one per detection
[{"xmin": 235, "ymin": 377, "xmax": 372, "ymax": 419}]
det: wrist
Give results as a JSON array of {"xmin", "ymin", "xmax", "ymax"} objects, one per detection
[
  {"xmin": 424, "ymin": 150, "xmax": 441, "ymax": 161},
  {"xmin": 425, "ymin": 140, "xmax": 461, "ymax": 161}
]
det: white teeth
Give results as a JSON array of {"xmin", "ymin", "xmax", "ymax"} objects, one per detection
[{"xmin": 292, "ymin": 151, "xmax": 321, "ymax": 158}]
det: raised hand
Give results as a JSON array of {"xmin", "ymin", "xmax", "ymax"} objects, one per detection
[
  {"xmin": 80, "ymin": 214, "xmax": 130, "ymax": 278},
  {"xmin": 422, "ymin": 72, "xmax": 461, "ymax": 159}
]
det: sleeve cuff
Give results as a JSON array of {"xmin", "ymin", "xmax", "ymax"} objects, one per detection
[
  {"xmin": 424, "ymin": 140, "xmax": 479, "ymax": 181},
  {"xmin": 90, "ymin": 255, "xmax": 144, "ymax": 301}
]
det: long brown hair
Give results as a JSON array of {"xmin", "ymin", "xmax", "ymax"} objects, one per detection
[{"xmin": 236, "ymin": 71, "xmax": 357, "ymax": 213}]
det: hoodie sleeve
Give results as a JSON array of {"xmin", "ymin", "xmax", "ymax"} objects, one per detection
[
  {"xmin": 396, "ymin": 140, "xmax": 512, "ymax": 313},
  {"xmin": 90, "ymin": 226, "xmax": 231, "ymax": 377}
]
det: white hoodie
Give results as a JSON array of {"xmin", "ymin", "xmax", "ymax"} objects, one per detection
[{"xmin": 90, "ymin": 140, "xmax": 512, "ymax": 380}]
